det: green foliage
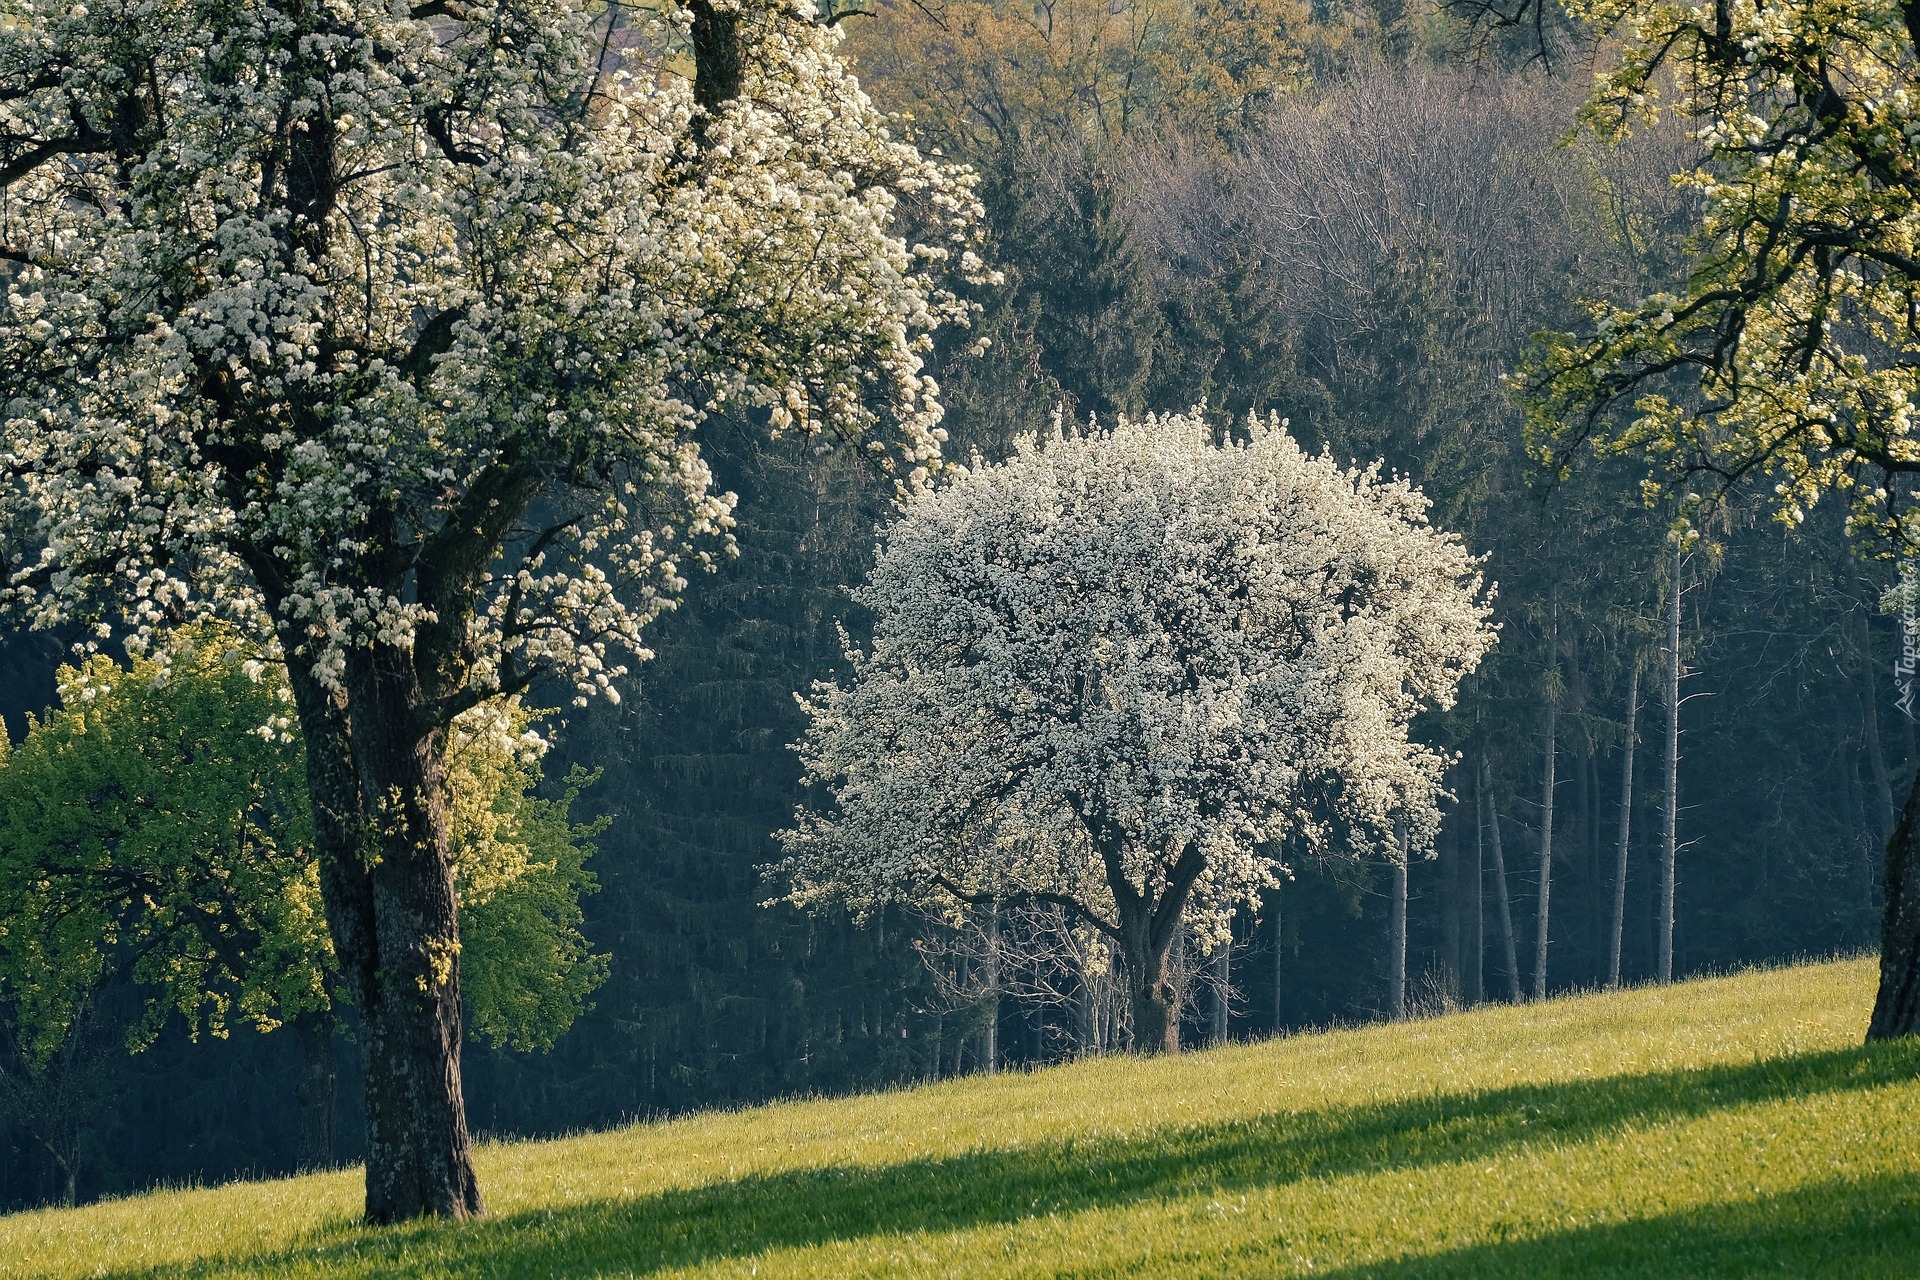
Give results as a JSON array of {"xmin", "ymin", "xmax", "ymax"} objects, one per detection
[
  {"xmin": 3, "ymin": 958, "xmax": 1912, "ymax": 1278},
  {"xmin": 1525, "ymin": 0, "xmax": 1920, "ymax": 550},
  {"xmin": 0, "ymin": 636, "xmax": 326, "ymax": 1062},
  {"xmin": 458, "ymin": 767, "xmax": 610, "ymax": 1054},
  {"xmin": 0, "ymin": 634, "xmax": 606, "ymax": 1065}
]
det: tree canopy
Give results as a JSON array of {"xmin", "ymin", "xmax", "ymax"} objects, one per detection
[{"xmin": 777, "ymin": 411, "xmax": 1494, "ymax": 1051}]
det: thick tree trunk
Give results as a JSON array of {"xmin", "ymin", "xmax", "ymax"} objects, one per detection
[
  {"xmin": 1609, "ymin": 664, "xmax": 1639, "ymax": 991},
  {"xmin": 347, "ymin": 650, "xmax": 483, "ymax": 1223},
  {"xmin": 1124, "ymin": 944, "xmax": 1180, "ymax": 1054},
  {"xmin": 1869, "ymin": 765, "xmax": 1920, "ymax": 1039},
  {"xmin": 1483, "ymin": 756, "xmax": 1522, "ymax": 1003},
  {"xmin": 1103, "ymin": 839, "xmax": 1205, "ymax": 1055}
]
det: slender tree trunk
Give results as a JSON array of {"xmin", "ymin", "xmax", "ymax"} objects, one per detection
[
  {"xmin": 1270, "ymin": 884, "xmax": 1285, "ymax": 1032},
  {"xmin": 1471, "ymin": 783, "xmax": 1484, "ymax": 1006},
  {"xmin": 1534, "ymin": 692, "xmax": 1557, "ymax": 1002},
  {"xmin": 1389, "ymin": 823, "xmax": 1409, "ymax": 1020},
  {"xmin": 1209, "ymin": 934, "xmax": 1230, "ymax": 1045},
  {"xmin": 1870, "ymin": 766, "xmax": 1920, "ymax": 1039},
  {"xmin": 1483, "ymin": 756, "xmax": 1522, "ymax": 1003},
  {"xmin": 1660, "ymin": 543, "xmax": 1682, "ymax": 985},
  {"xmin": 1862, "ymin": 612, "xmax": 1897, "ymax": 846},
  {"xmin": 1609, "ymin": 664, "xmax": 1639, "ymax": 991},
  {"xmin": 344, "ymin": 649, "xmax": 483, "ymax": 1223},
  {"xmin": 1441, "ymin": 818, "xmax": 1462, "ymax": 1005},
  {"xmin": 983, "ymin": 902, "xmax": 1001, "ymax": 1071},
  {"xmin": 294, "ymin": 1015, "xmax": 338, "ymax": 1170}
]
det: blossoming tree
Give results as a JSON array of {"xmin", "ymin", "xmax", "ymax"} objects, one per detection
[
  {"xmin": 775, "ymin": 412, "xmax": 1494, "ymax": 1053},
  {"xmin": 0, "ymin": 0, "xmax": 981, "ymax": 1220}
]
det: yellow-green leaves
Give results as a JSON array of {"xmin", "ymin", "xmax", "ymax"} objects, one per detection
[
  {"xmin": 0, "ymin": 635, "xmax": 607, "ymax": 1064},
  {"xmin": 1527, "ymin": 0, "xmax": 1920, "ymax": 552}
]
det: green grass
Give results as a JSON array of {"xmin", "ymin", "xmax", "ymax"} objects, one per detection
[{"xmin": 5, "ymin": 956, "xmax": 1917, "ymax": 1278}]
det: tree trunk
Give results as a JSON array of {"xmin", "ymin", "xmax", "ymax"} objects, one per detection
[
  {"xmin": 1869, "ymin": 764, "xmax": 1920, "ymax": 1039},
  {"xmin": 1470, "ymin": 781, "xmax": 1484, "ymax": 1005},
  {"xmin": 1209, "ymin": 933, "xmax": 1230, "ymax": 1045},
  {"xmin": 1105, "ymin": 840, "xmax": 1204, "ymax": 1055},
  {"xmin": 294, "ymin": 1015, "xmax": 338, "ymax": 1170},
  {"xmin": 983, "ymin": 902, "xmax": 1001, "ymax": 1071},
  {"xmin": 1534, "ymin": 691, "xmax": 1557, "ymax": 1002},
  {"xmin": 1441, "ymin": 817, "xmax": 1462, "ymax": 1006},
  {"xmin": 1483, "ymin": 756, "xmax": 1522, "ymax": 1003},
  {"xmin": 343, "ymin": 650, "xmax": 483, "ymax": 1223},
  {"xmin": 1862, "ymin": 612, "xmax": 1897, "ymax": 846},
  {"xmin": 1389, "ymin": 823, "xmax": 1409, "ymax": 1020},
  {"xmin": 1124, "ymin": 946, "xmax": 1180, "ymax": 1054},
  {"xmin": 1270, "ymin": 883, "xmax": 1285, "ymax": 1032},
  {"xmin": 1660, "ymin": 542, "xmax": 1682, "ymax": 985},
  {"xmin": 1609, "ymin": 663, "xmax": 1639, "ymax": 991}
]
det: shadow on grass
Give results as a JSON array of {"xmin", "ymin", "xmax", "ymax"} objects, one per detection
[
  {"xmin": 105, "ymin": 1039, "xmax": 1920, "ymax": 1279},
  {"xmin": 1292, "ymin": 1170, "xmax": 1920, "ymax": 1279}
]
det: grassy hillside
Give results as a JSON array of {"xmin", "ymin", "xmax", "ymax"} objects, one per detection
[{"xmin": 4, "ymin": 956, "xmax": 1916, "ymax": 1278}]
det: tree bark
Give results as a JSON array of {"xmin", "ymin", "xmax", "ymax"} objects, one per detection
[
  {"xmin": 1869, "ymin": 764, "xmax": 1920, "ymax": 1039},
  {"xmin": 1389, "ymin": 823, "xmax": 1409, "ymax": 1020},
  {"xmin": 1124, "ymin": 944, "xmax": 1180, "ymax": 1054},
  {"xmin": 349, "ymin": 651, "xmax": 483, "ymax": 1222},
  {"xmin": 1660, "ymin": 542, "xmax": 1682, "ymax": 985},
  {"xmin": 285, "ymin": 649, "xmax": 482, "ymax": 1223},
  {"xmin": 1103, "ymin": 837, "xmax": 1204, "ymax": 1055},
  {"xmin": 1483, "ymin": 755, "xmax": 1522, "ymax": 1003},
  {"xmin": 1609, "ymin": 663, "xmax": 1639, "ymax": 991},
  {"xmin": 1534, "ymin": 691, "xmax": 1557, "ymax": 1002},
  {"xmin": 1441, "ymin": 817, "xmax": 1462, "ymax": 1006}
]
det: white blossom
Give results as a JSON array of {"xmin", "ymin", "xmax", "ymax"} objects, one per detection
[
  {"xmin": 776, "ymin": 410, "xmax": 1494, "ymax": 976},
  {"xmin": 0, "ymin": 0, "xmax": 985, "ymax": 709}
]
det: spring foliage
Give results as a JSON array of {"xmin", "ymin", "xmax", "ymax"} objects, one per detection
[
  {"xmin": 0, "ymin": 633, "xmax": 606, "ymax": 1064},
  {"xmin": 776, "ymin": 411, "xmax": 1494, "ymax": 950},
  {"xmin": 1526, "ymin": 0, "xmax": 1920, "ymax": 548}
]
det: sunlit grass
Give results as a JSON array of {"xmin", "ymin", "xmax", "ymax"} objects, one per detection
[{"xmin": 5, "ymin": 956, "xmax": 1915, "ymax": 1278}]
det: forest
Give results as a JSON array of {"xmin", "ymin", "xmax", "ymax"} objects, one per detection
[{"xmin": 0, "ymin": 0, "xmax": 1913, "ymax": 1217}]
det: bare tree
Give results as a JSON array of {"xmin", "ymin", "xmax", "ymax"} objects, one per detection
[
  {"xmin": 1660, "ymin": 541, "xmax": 1684, "ymax": 984},
  {"xmin": 1608, "ymin": 662, "xmax": 1640, "ymax": 990}
]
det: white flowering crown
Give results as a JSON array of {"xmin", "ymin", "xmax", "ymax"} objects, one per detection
[
  {"xmin": 778, "ymin": 410, "xmax": 1495, "ymax": 945},
  {"xmin": 0, "ymin": 0, "xmax": 986, "ymax": 710}
]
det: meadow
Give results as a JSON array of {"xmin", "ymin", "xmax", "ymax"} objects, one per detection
[{"xmin": 4, "ymin": 955, "xmax": 1914, "ymax": 1278}]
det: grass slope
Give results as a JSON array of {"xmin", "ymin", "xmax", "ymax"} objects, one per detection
[{"xmin": 4, "ymin": 956, "xmax": 1917, "ymax": 1278}]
